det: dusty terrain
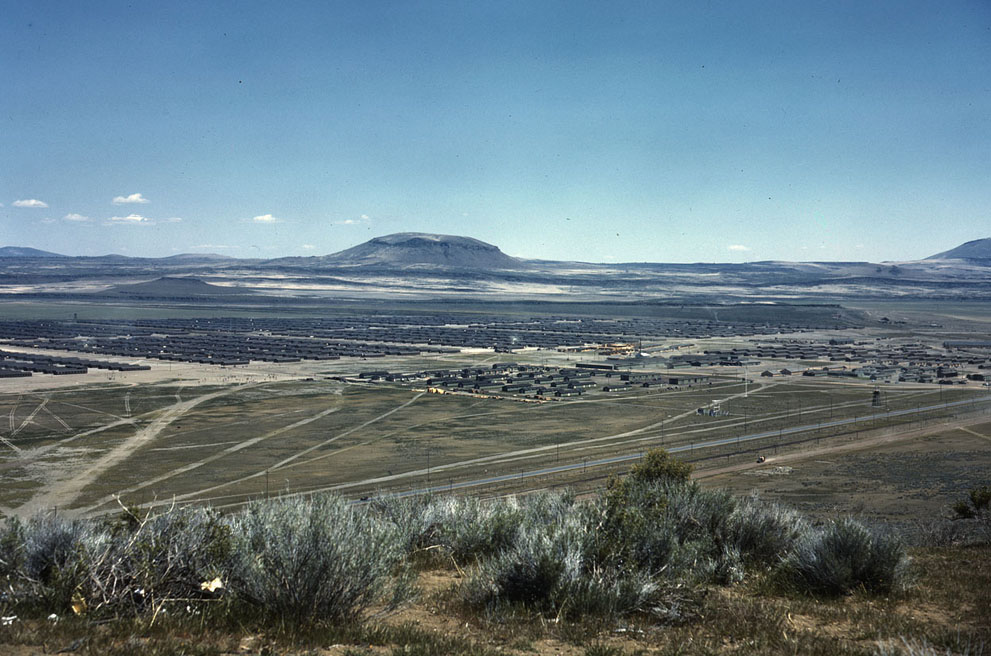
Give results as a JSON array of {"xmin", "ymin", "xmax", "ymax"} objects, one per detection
[{"xmin": 700, "ymin": 417, "xmax": 991, "ymax": 526}]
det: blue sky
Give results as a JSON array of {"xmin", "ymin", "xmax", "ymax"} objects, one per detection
[{"xmin": 1, "ymin": 1, "xmax": 989, "ymax": 262}]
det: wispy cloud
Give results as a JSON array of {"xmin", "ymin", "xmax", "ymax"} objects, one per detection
[
  {"xmin": 40, "ymin": 217, "xmax": 57, "ymax": 225},
  {"xmin": 251, "ymin": 214, "xmax": 282, "ymax": 223},
  {"xmin": 14, "ymin": 199, "xmax": 48, "ymax": 208},
  {"xmin": 334, "ymin": 213, "xmax": 372, "ymax": 226},
  {"xmin": 112, "ymin": 193, "xmax": 149, "ymax": 205},
  {"xmin": 106, "ymin": 214, "xmax": 154, "ymax": 225},
  {"xmin": 64, "ymin": 213, "xmax": 90, "ymax": 222},
  {"xmin": 727, "ymin": 244, "xmax": 751, "ymax": 252},
  {"xmin": 162, "ymin": 217, "xmax": 183, "ymax": 223},
  {"xmin": 193, "ymin": 244, "xmax": 238, "ymax": 250},
  {"xmin": 302, "ymin": 244, "xmax": 316, "ymax": 250}
]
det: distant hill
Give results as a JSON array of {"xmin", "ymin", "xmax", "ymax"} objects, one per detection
[
  {"xmin": 163, "ymin": 253, "xmax": 236, "ymax": 262},
  {"xmin": 0, "ymin": 246, "xmax": 66, "ymax": 258},
  {"xmin": 926, "ymin": 238, "xmax": 991, "ymax": 261},
  {"xmin": 104, "ymin": 277, "xmax": 250, "ymax": 297},
  {"xmin": 274, "ymin": 233, "xmax": 526, "ymax": 269}
]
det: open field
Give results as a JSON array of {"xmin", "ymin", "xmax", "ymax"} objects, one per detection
[
  {"xmin": 0, "ymin": 298, "xmax": 988, "ymax": 520},
  {"xmin": 701, "ymin": 417, "xmax": 991, "ymax": 525},
  {"xmin": 1, "ymin": 352, "xmax": 987, "ymax": 518}
]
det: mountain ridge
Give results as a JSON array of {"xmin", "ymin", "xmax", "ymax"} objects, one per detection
[
  {"xmin": 0, "ymin": 246, "xmax": 67, "ymax": 258},
  {"xmin": 267, "ymin": 232, "xmax": 526, "ymax": 270},
  {"xmin": 103, "ymin": 276, "xmax": 251, "ymax": 297},
  {"xmin": 925, "ymin": 238, "xmax": 991, "ymax": 261},
  {"xmin": 2, "ymin": 235, "xmax": 990, "ymax": 268}
]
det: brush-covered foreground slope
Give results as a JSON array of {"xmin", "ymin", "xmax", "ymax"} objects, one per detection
[{"xmin": 0, "ymin": 478, "xmax": 987, "ymax": 656}]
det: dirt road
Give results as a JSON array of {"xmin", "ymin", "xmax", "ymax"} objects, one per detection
[{"xmin": 16, "ymin": 383, "xmax": 258, "ymax": 517}]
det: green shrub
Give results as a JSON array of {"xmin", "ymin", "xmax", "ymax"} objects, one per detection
[
  {"xmin": 228, "ymin": 494, "xmax": 404, "ymax": 623},
  {"xmin": 663, "ymin": 480, "xmax": 736, "ymax": 547},
  {"xmin": 596, "ymin": 449, "xmax": 693, "ymax": 565},
  {"xmin": 954, "ymin": 500, "xmax": 977, "ymax": 519},
  {"xmin": 91, "ymin": 505, "xmax": 235, "ymax": 614},
  {"xmin": 595, "ymin": 476, "xmax": 740, "ymax": 584},
  {"xmin": 969, "ymin": 485, "xmax": 991, "ymax": 511},
  {"xmin": 20, "ymin": 513, "xmax": 96, "ymax": 612},
  {"xmin": 421, "ymin": 496, "xmax": 523, "ymax": 562},
  {"xmin": 728, "ymin": 493, "xmax": 809, "ymax": 566},
  {"xmin": 779, "ymin": 518, "xmax": 908, "ymax": 596},
  {"xmin": 595, "ymin": 477, "xmax": 675, "ymax": 572},
  {"xmin": 628, "ymin": 449, "xmax": 693, "ymax": 485},
  {"xmin": 462, "ymin": 503, "xmax": 668, "ymax": 619},
  {"xmin": 368, "ymin": 494, "xmax": 437, "ymax": 555},
  {"xmin": 0, "ymin": 516, "xmax": 26, "ymax": 580}
]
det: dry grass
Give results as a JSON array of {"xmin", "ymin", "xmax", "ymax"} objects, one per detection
[{"xmin": 1, "ymin": 545, "xmax": 985, "ymax": 656}]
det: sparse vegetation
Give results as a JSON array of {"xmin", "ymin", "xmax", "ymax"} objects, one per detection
[
  {"xmin": 779, "ymin": 518, "xmax": 909, "ymax": 596},
  {"xmin": 954, "ymin": 484, "xmax": 991, "ymax": 520},
  {"xmin": 228, "ymin": 494, "xmax": 406, "ymax": 623},
  {"xmin": 1, "ymin": 449, "xmax": 984, "ymax": 656}
]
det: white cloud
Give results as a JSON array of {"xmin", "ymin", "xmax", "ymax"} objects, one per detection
[
  {"xmin": 40, "ymin": 217, "xmax": 57, "ymax": 225},
  {"xmin": 112, "ymin": 193, "xmax": 149, "ymax": 205},
  {"xmin": 193, "ymin": 244, "xmax": 238, "ymax": 250},
  {"xmin": 64, "ymin": 213, "xmax": 90, "ymax": 222},
  {"xmin": 302, "ymin": 244, "xmax": 316, "ymax": 250},
  {"xmin": 252, "ymin": 213, "xmax": 282, "ymax": 223},
  {"xmin": 14, "ymin": 199, "xmax": 48, "ymax": 208},
  {"xmin": 162, "ymin": 217, "xmax": 183, "ymax": 223},
  {"xmin": 727, "ymin": 244, "xmax": 751, "ymax": 252},
  {"xmin": 855, "ymin": 243, "xmax": 865, "ymax": 249},
  {"xmin": 107, "ymin": 214, "xmax": 154, "ymax": 225},
  {"xmin": 334, "ymin": 214, "xmax": 371, "ymax": 226}
]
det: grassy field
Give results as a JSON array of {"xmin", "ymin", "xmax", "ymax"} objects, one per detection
[
  {"xmin": 1, "ymin": 365, "xmax": 987, "ymax": 518},
  {"xmin": 703, "ymin": 418, "xmax": 991, "ymax": 528}
]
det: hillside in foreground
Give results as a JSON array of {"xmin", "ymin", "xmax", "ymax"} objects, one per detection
[{"xmin": 0, "ymin": 450, "xmax": 987, "ymax": 656}]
